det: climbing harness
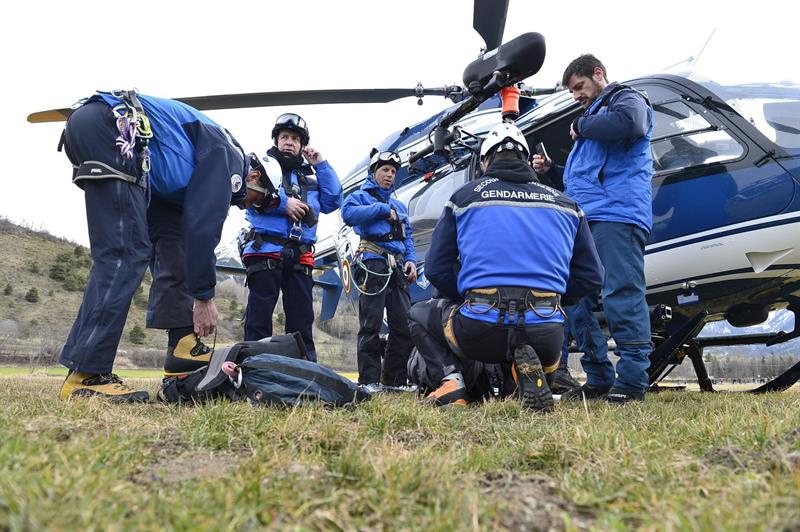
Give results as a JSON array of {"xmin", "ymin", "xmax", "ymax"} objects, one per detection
[
  {"xmin": 351, "ymin": 240, "xmax": 397, "ymax": 296},
  {"xmin": 110, "ymin": 89, "xmax": 153, "ymax": 175},
  {"xmin": 464, "ymin": 286, "xmax": 563, "ymax": 361}
]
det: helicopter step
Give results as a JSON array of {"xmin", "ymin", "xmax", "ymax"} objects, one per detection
[{"xmin": 647, "ymin": 306, "xmax": 800, "ymax": 393}]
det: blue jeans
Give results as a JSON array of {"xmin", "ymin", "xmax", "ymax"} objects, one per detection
[{"xmin": 569, "ymin": 221, "xmax": 652, "ymax": 393}]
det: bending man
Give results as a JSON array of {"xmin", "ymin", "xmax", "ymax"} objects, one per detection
[{"xmin": 59, "ymin": 90, "xmax": 267, "ymax": 402}]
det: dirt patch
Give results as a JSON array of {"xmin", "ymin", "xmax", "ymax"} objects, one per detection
[
  {"xmin": 389, "ymin": 428, "xmax": 428, "ymax": 446},
  {"xmin": 132, "ymin": 450, "xmax": 238, "ymax": 485},
  {"xmin": 704, "ymin": 428, "xmax": 800, "ymax": 475},
  {"xmin": 704, "ymin": 445, "xmax": 750, "ymax": 470},
  {"xmin": 481, "ymin": 472, "xmax": 596, "ymax": 531}
]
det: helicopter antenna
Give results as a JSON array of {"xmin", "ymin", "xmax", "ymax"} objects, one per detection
[
  {"xmin": 661, "ymin": 28, "xmax": 717, "ymax": 72},
  {"xmin": 689, "ymin": 28, "xmax": 716, "ymax": 69},
  {"xmin": 663, "ymin": 56, "xmax": 694, "ymax": 71}
]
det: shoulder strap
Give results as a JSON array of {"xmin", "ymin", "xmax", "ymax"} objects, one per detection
[
  {"xmin": 283, "ymin": 171, "xmax": 310, "ymax": 203},
  {"xmin": 366, "ymin": 188, "xmax": 388, "ymax": 204},
  {"xmin": 591, "ymin": 84, "xmax": 651, "ymax": 116}
]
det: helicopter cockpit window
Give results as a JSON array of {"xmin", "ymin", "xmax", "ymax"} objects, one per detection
[
  {"xmin": 403, "ymin": 164, "xmax": 472, "ymax": 261},
  {"xmin": 406, "ymin": 166, "xmax": 471, "ymax": 226},
  {"xmin": 651, "ymin": 101, "xmax": 712, "ymax": 138},
  {"xmin": 651, "ymin": 131, "xmax": 744, "ymax": 173},
  {"xmin": 635, "ymin": 82, "xmax": 746, "ymax": 174}
]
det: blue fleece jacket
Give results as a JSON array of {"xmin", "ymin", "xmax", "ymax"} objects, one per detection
[
  {"xmin": 549, "ymin": 82, "xmax": 654, "ymax": 233},
  {"xmin": 341, "ymin": 175, "xmax": 417, "ymax": 264},
  {"xmin": 242, "ymin": 160, "xmax": 343, "ymax": 255}
]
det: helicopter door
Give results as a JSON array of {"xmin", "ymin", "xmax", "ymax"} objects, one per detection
[
  {"xmin": 635, "ymin": 79, "xmax": 795, "ymax": 245},
  {"xmin": 399, "ymin": 159, "xmax": 474, "ymax": 263}
]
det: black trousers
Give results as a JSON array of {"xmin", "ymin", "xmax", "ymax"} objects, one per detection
[
  {"xmin": 146, "ymin": 197, "xmax": 194, "ymax": 330},
  {"xmin": 356, "ymin": 259, "xmax": 412, "ymax": 386},
  {"xmin": 243, "ymin": 256, "xmax": 316, "ymax": 362},
  {"xmin": 408, "ymin": 298, "xmax": 563, "ymax": 388}
]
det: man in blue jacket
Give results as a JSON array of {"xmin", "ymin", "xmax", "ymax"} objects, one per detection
[
  {"xmin": 409, "ymin": 123, "xmax": 604, "ymax": 410},
  {"xmin": 533, "ymin": 54, "xmax": 654, "ymax": 403},
  {"xmin": 58, "ymin": 90, "xmax": 267, "ymax": 402},
  {"xmin": 341, "ymin": 150, "xmax": 417, "ymax": 392},
  {"xmin": 240, "ymin": 113, "xmax": 343, "ymax": 362}
]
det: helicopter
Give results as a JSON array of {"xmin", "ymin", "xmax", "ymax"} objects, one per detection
[
  {"xmin": 27, "ymin": 1, "xmax": 800, "ymax": 393},
  {"xmin": 312, "ymin": 68, "xmax": 800, "ymax": 394}
]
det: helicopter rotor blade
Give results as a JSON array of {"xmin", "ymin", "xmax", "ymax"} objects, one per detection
[
  {"xmin": 27, "ymin": 108, "xmax": 73, "ymax": 123},
  {"xmin": 176, "ymin": 87, "xmax": 453, "ymax": 112},
  {"xmin": 473, "ymin": 0, "xmax": 509, "ymax": 51},
  {"xmin": 27, "ymin": 87, "xmax": 456, "ymax": 124}
]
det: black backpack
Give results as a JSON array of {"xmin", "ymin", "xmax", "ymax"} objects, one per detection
[
  {"xmin": 237, "ymin": 354, "xmax": 370, "ymax": 407},
  {"xmin": 158, "ymin": 333, "xmax": 308, "ymax": 404},
  {"xmin": 158, "ymin": 333, "xmax": 370, "ymax": 407}
]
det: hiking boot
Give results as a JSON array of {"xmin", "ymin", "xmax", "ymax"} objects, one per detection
[
  {"xmin": 560, "ymin": 383, "xmax": 611, "ymax": 402},
  {"xmin": 605, "ymin": 387, "xmax": 645, "ymax": 404},
  {"xmin": 163, "ymin": 330, "xmax": 212, "ymax": 376},
  {"xmin": 422, "ymin": 374, "xmax": 467, "ymax": 407},
  {"xmin": 551, "ymin": 364, "xmax": 581, "ymax": 394},
  {"xmin": 511, "ymin": 344, "xmax": 554, "ymax": 412},
  {"xmin": 60, "ymin": 371, "xmax": 149, "ymax": 403}
]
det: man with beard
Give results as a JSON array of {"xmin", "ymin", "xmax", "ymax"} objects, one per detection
[
  {"xmin": 533, "ymin": 54, "xmax": 654, "ymax": 403},
  {"xmin": 239, "ymin": 113, "xmax": 343, "ymax": 362},
  {"xmin": 409, "ymin": 122, "xmax": 603, "ymax": 410}
]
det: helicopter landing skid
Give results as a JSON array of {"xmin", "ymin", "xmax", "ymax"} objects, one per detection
[{"xmin": 647, "ymin": 306, "xmax": 800, "ymax": 393}]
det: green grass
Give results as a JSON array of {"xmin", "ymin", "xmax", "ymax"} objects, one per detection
[
  {"xmin": 0, "ymin": 377, "xmax": 798, "ymax": 530},
  {"xmin": 0, "ymin": 367, "xmax": 164, "ymax": 378}
]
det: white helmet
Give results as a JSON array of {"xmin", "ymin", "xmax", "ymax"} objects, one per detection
[
  {"xmin": 479, "ymin": 122, "xmax": 530, "ymax": 160},
  {"xmin": 247, "ymin": 153, "xmax": 283, "ymax": 195}
]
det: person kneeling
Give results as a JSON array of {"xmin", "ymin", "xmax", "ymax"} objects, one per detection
[{"xmin": 408, "ymin": 123, "xmax": 603, "ymax": 410}]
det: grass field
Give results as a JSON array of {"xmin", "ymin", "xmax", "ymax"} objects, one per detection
[{"xmin": 1, "ymin": 376, "xmax": 798, "ymax": 530}]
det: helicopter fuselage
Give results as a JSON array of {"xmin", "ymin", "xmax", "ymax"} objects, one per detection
[{"xmin": 317, "ymin": 73, "xmax": 800, "ymax": 334}]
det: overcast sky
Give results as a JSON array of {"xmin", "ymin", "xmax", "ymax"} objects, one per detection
[{"xmin": 1, "ymin": 0, "xmax": 798, "ymax": 247}]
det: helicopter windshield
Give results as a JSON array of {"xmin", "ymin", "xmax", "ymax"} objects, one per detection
[{"xmin": 688, "ymin": 73, "xmax": 800, "ymax": 150}]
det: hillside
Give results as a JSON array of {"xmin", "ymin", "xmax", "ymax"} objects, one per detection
[{"xmin": 0, "ymin": 218, "xmax": 357, "ymax": 370}]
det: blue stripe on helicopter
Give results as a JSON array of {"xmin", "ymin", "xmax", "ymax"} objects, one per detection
[
  {"xmin": 645, "ymin": 213, "xmax": 800, "ymax": 256},
  {"xmin": 647, "ymin": 264, "xmax": 800, "ymax": 291}
]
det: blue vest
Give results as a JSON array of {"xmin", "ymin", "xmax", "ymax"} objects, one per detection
[
  {"xmin": 450, "ymin": 176, "xmax": 583, "ymax": 325},
  {"xmin": 340, "ymin": 176, "xmax": 417, "ymax": 264}
]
